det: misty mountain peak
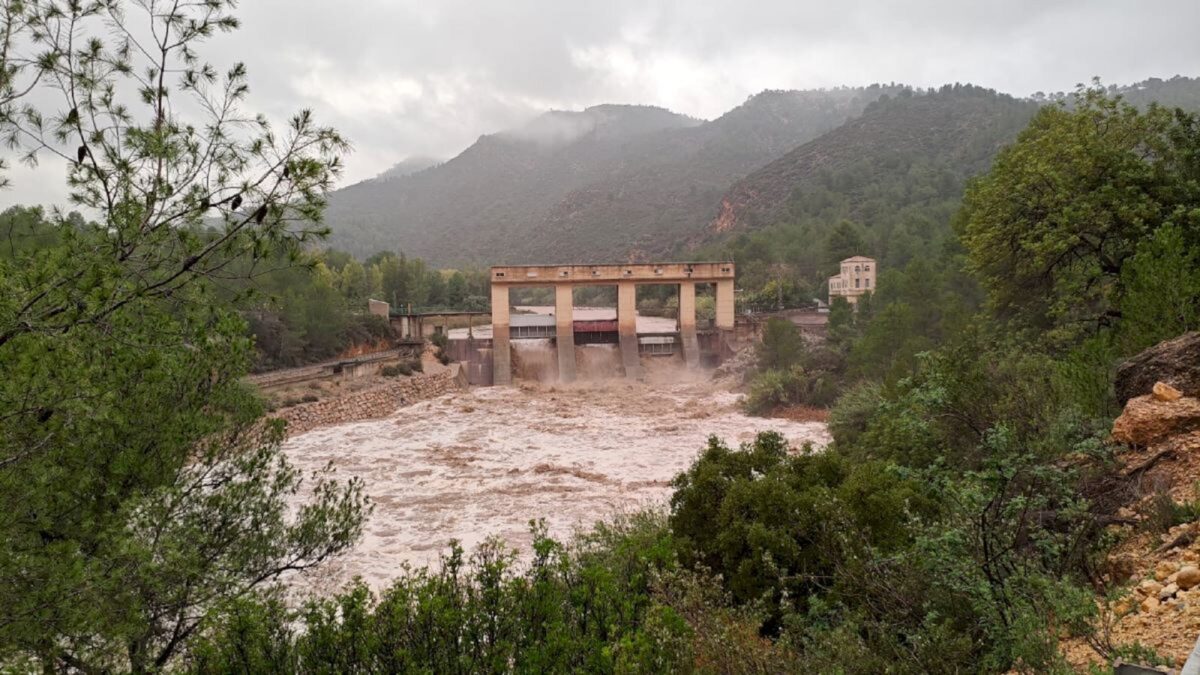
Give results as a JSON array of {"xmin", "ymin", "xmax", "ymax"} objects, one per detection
[
  {"xmin": 497, "ymin": 104, "xmax": 699, "ymax": 148},
  {"xmin": 374, "ymin": 156, "xmax": 444, "ymax": 181}
]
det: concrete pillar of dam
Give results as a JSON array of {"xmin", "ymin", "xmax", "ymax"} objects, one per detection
[
  {"xmin": 678, "ymin": 282, "xmax": 700, "ymax": 369},
  {"xmin": 617, "ymin": 281, "xmax": 642, "ymax": 380},
  {"xmin": 491, "ymin": 285, "xmax": 511, "ymax": 385},
  {"xmin": 555, "ymin": 284, "xmax": 576, "ymax": 383},
  {"xmin": 715, "ymin": 279, "xmax": 735, "ymax": 360},
  {"xmin": 715, "ymin": 279, "xmax": 735, "ymax": 331}
]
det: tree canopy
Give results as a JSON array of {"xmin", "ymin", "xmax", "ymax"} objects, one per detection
[
  {"xmin": 0, "ymin": 3, "xmax": 368, "ymax": 670},
  {"xmin": 958, "ymin": 86, "xmax": 1200, "ymax": 343}
]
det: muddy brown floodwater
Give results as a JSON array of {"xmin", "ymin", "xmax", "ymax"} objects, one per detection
[{"xmin": 283, "ymin": 376, "xmax": 829, "ymax": 595}]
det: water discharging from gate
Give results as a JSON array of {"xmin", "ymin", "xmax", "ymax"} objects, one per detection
[
  {"xmin": 511, "ymin": 341, "xmax": 628, "ymax": 382},
  {"xmin": 511, "ymin": 340, "xmax": 557, "ymax": 382}
]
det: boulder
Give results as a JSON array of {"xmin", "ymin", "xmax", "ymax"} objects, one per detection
[
  {"xmin": 1155, "ymin": 560, "xmax": 1177, "ymax": 581},
  {"xmin": 1140, "ymin": 595, "xmax": 1161, "ymax": 613},
  {"xmin": 1111, "ymin": 395, "xmax": 1200, "ymax": 447},
  {"xmin": 1139, "ymin": 579, "xmax": 1164, "ymax": 597},
  {"xmin": 1115, "ymin": 332, "xmax": 1200, "ymax": 405},
  {"xmin": 1153, "ymin": 381, "xmax": 1183, "ymax": 402},
  {"xmin": 1178, "ymin": 565, "xmax": 1200, "ymax": 590}
]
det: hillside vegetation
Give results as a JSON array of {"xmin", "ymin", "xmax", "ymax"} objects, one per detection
[
  {"xmin": 326, "ymin": 76, "xmax": 1200, "ymax": 281},
  {"xmin": 324, "ymin": 87, "xmax": 905, "ymax": 265},
  {"xmin": 190, "ymin": 84, "xmax": 1200, "ymax": 675},
  {"xmin": 696, "ymin": 85, "xmax": 1038, "ymax": 296}
]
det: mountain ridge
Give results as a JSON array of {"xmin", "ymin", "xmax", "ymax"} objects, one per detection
[
  {"xmin": 323, "ymin": 86, "xmax": 907, "ymax": 265},
  {"xmin": 323, "ymin": 76, "xmax": 1200, "ymax": 267},
  {"xmin": 702, "ymin": 85, "xmax": 1039, "ymax": 243}
]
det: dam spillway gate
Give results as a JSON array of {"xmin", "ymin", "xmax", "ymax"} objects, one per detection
[{"xmin": 485, "ymin": 262, "xmax": 736, "ymax": 386}]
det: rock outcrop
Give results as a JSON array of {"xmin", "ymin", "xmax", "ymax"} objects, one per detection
[
  {"xmin": 1111, "ymin": 389, "xmax": 1200, "ymax": 447},
  {"xmin": 1064, "ymin": 334, "xmax": 1200, "ymax": 669},
  {"xmin": 1115, "ymin": 332, "xmax": 1200, "ymax": 405}
]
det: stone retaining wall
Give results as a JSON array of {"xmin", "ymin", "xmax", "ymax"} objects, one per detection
[{"xmin": 274, "ymin": 366, "xmax": 466, "ymax": 437}]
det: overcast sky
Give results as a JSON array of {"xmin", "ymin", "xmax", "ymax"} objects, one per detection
[{"xmin": 4, "ymin": 0, "xmax": 1199, "ymax": 210}]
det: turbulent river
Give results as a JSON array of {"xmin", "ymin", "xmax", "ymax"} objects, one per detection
[{"xmin": 283, "ymin": 368, "xmax": 829, "ymax": 594}]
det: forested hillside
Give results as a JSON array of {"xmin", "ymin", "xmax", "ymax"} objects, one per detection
[
  {"xmin": 695, "ymin": 85, "xmax": 1038, "ymax": 294},
  {"xmin": 323, "ymin": 87, "xmax": 904, "ymax": 265},
  {"xmin": 693, "ymin": 77, "xmax": 1200, "ymax": 301},
  {"xmin": 373, "ymin": 155, "xmax": 443, "ymax": 181},
  {"xmin": 324, "ymin": 104, "xmax": 698, "ymax": 263},
  {"xmin": 327, "ymin": 76, "xmax": 1200, "ymax": 277}
]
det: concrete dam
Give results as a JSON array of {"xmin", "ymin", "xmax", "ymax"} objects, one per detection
[{"xmin": 489, "ymin": 261, "xmax": 737, "ymax": 385}]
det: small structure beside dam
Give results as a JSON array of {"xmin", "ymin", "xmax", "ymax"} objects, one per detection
[{"xmin": 489, "ymin": 262, "xmax": 735, "ymax": 385}]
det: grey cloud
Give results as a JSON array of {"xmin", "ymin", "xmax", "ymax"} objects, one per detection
[{"xmin": 3, "ymin": 0, "xmax": 1199, "ymax": 210}]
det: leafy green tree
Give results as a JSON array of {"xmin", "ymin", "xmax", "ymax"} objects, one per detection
[
  {"xmin": 425, "ymin": 267, "xmax": 447, "ymax": 306},
  {"xmin": 958, "ymin": 84, "xmax": 1200, "ymax": 342},
  {"xmin": 847, "ymin": 254, "xmax": 980, "ymax": 381},
  {"xmin": 1115, "ymin": 224, "xmax": 1200, "ymax": 352},
  {"xmin": 756, "ymin": 317, "xmax": 805, "ymax": 370},
  {"xmin": 446, "ymin": 270, "xmax": 468, "ymax": 307},
  {"xmin": 825, "ymin": 220, "xmax": 867, "ymax": 268},
  {"xmin": 337, "ymin": 259, "xmax": 370, "ymax": 301},
  {"xmin": 0, "ymin": 205, "xmax": 78, "ymax": 256},
  {"xmin": 0, "ymin": 3, "xmax": 366, "ymax": 670},
  {"xmin": 826, "ymin": 296, "xmax": 856, "ymax": 344}
]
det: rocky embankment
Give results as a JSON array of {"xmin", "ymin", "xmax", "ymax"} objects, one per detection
[
  {"xmin": 274, "ymin": 366, "xmax": 467, "ymax": 436},
  {"xmin": 1072, "ymin": 333, "xmax": 1200, "ymax": 668},
  {"xmin": 1098, "ymin": 377, "xmax": 1200, "ymax": 665}
]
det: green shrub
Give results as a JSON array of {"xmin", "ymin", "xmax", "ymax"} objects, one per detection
[
  {"xmin": 188, "ymin": 516, "xmax": 686, "ymax": 674},
  {"xmin": 381, "ymin": 362, "xmax": 411, "ymax": 377},
  {"xmin": 429, "ymin": 332, "xmax": 453, "ymax": 365},
  {"xmin": 382, "ymin": 358, "xmax": 425, "ymax": 377},
  {"xmin": 278, "ymin": 393, "xmax": 320, "ymax": 408},
  {"xmin": 744, "ymin": 365, "xmax": 838, "ymax": 414},
  {"xmin": 669, "ymin": 432, "xmax": 929, "ymax": 634},
  {"xmin": 1141, "ymin": 485, "xmax": 1200, "ymax": 533},
  {"xmin": 827, "ymin": 381, "xmax": 885, "ymax": 447},
  {"xmin": 757, "ymin": 317, "xmax": 806, "ymax": 371}
]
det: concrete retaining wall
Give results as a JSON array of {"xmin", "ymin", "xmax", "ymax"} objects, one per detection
[{"xmin": 274, "ymin": 366, "xmax": 465, "ymax": 437}]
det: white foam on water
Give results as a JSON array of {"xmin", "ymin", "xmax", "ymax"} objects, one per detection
[{"xmin": 283, "ymin": 380, "xmax": 828, "ymax": 594}]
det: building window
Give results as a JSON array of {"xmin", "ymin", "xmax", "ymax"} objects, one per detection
[
  {"xmin": 855, "ymin": 265, "xmax": 860, "ymax": 273},
  {"xmin": 855, "ymin": 278, "xmax": 860, "ymax": 289},
  {"xmin": 865, "ymin": 278, "xmax": 870, "ymax": 288},
  {"xmin": 864, "ymin": 265, "xmax": 871, "ymax": 272}
]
